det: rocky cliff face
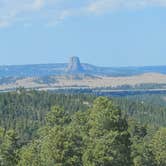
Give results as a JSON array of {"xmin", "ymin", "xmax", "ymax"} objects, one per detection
[{"xmin": 66, "ymin": 56, "xmax": 84, "ymax": 73}]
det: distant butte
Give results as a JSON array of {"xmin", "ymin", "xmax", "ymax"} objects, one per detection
[{"xmin": 66, "ymin": 56, "xmax": 84, "ymax": 74}]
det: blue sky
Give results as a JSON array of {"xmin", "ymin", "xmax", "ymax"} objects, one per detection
[{"xmin": 0, "ymin": 0, "xmax": 166, "ymax": 66}]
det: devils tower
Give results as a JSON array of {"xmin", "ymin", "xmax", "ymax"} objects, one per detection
[{"xmin": 66, "ymin": 56, "xmax": 84, "ymax": 74}]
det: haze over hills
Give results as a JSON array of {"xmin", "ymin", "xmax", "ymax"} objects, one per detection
[
  {"xmin": 0, "ymin": 56, "xmax": 166, "ymax": 78},
  {"xmin": 0, "ymin": 57, "xmax": 166, "ymax": 91}
]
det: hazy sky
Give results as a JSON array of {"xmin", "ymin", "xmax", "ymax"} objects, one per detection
[{"xmin": 0, "ymin": 0, "xmax": 166, "ymax": 66}]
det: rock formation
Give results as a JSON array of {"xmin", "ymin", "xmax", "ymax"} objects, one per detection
[{"xmin": 66, "ymin": 56, "xmax": 84, "ymax": 73}]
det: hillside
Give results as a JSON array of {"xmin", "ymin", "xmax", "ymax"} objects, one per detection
[
  {"xmin": 1, "ymin": 57, "xmax": 166, "ymax": 78},
  {"xmin": 0, "ymin": 57, "xmax": 166, "ymax": 91}
]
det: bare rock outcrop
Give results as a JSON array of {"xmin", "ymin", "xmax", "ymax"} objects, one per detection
[{"xmin": 66, "ymin": 56, "xmax": 84, "ymax": 73}]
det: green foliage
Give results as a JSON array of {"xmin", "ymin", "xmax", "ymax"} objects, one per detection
[
  {"xmin": 46, "ymin": 106, "xmax": 70, "ymax": 126},
  {"xmin": 18, "ymin": 140, "xmax": 42, "ymax": 166},
  {"xmin": 18, "ymin": 97, "xmax": 132, "ymax": 166},
  {"xmin": 83, "ymin": 97, "xmax": 131, "ymax": 166},
  {"xmin": 19, "ymin": 110, "xmax": 83, "ymax": 166},
  {"xmin": 114, "ymin": 94, "xmax": 166, "ymax": 127},
  {"xmin": 0, "ymin": 90, "xmax": 94, "ymax": 143},
  {"xmin": 0, "ymin": 129, "xmax": 19, "ymax": 166},
  {"xmin": 0, "ymin": 91, "xmax": 166, "ymax": 165},
  {"xmin": 150, "ymin": 128, "xmax": 166, "ymax": 166}
]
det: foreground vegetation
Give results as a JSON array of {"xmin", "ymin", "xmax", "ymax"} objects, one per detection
[{"xmin": 0, "ymin": 90, "xmax": 166, "ymax": 165}]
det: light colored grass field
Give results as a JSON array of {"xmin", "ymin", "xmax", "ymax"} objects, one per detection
[{"xmin": 0, "ymin": 73, "xmax": 166, "ymax": 90}]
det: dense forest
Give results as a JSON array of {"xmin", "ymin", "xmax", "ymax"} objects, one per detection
[{"xmin": 0, "ymin": 89, "xmax": 166, "ymax": 165}]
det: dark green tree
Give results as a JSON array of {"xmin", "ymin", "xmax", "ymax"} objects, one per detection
[{"xmin": 82, "ymin": 97, "xmax": 132, "ymax": 166}]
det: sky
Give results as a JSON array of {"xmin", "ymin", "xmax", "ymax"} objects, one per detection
[{"xmin": 0, "ymin": 0, "xmax": 166, "ymax": 67}]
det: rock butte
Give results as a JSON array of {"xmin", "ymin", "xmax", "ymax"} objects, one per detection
[{"xmin": 66, "ymin": 56, "xmax": 84, "ymax": 74}]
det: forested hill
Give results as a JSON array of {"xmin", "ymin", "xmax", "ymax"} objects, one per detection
[
  {"xmin": 1, "ymin": 57, "xmax": 166, "ymax": 77},
  {"xmin": 0, "ymin": 90, "xmax": 166, "ymax": 165}
]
